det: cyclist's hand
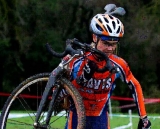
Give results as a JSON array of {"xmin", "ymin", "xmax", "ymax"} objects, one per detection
[
  {"xmin": 76, "ymin": 60, "xmax": 98, "ymax": 84},
  {"xmin": 138, "ymin": 116, "xmax": 151, "ymax": 129},
  {"xmin": 66, "ymin": 38, "xmax": 79, "ymax": 49},
  {"xmin": 83, "ymin": 60, "xmax": 98, "ymax": 81}
]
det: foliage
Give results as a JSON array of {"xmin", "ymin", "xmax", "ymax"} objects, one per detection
[{"xmin": 0, "ymin": 0, "xmax": 160, "ymax": 112}]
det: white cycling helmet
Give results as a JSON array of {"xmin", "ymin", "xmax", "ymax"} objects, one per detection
[{"xmin": 90, "ymin": 14, "xmax": 124, "ymax": 38}]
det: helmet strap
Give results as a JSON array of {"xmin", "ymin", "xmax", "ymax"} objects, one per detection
[
  {"xmin": 114, "ymin": 42, "xmax": 120, "ymax": 55},
  {"xmin": 95, "ymin": 36, "xmax": 100, "ymax": 49}
]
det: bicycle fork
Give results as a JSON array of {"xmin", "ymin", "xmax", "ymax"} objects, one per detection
[{"xmin": 33, "ymin": 66, "xmax": 63, "ymax": 128}]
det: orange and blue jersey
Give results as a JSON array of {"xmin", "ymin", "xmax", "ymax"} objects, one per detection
[{"xmin": 65, "ymin": 52, "xmax": 146, "ymax": 129}]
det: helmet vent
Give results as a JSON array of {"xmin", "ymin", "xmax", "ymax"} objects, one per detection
[
  {"xmin": 109, "ymin": 15, "xmax": 113, "ymax": 19},
  {"xmin": 98, "ymin": 18, "xmax": 103, "ymax": 23},
  {"xmin": 116, "ymin": 26, "xmax": 120, "ymax": 33},
  {"xmin": 117, "ymin": 19, "xmax": 120, "ymax": 24},
  {"xmin": 112, "ymin": 21, "xmax": 116, "ymax": 29},
  {"xmin": 104, "ymin": 17, "xmax": 109, "ymax": 23},
  {"xmin": 96, "ymin": 24, "xmax": 102, "ymax": 31},
  {"xmin": 107, "ymin": 25, "xmax": 112, "ymax": 33}
]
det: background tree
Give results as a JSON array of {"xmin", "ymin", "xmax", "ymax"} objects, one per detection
[{"xmin": 0, "ymin": 0, "xmax": 160, "ymax": 112}]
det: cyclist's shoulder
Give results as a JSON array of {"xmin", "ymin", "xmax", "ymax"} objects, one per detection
[
  {"xmin": 109, "ymin": 54, "xmax": 128, "ymax": 68},
  {"xmin": 109, "ymin": 54, "xmax": 126, "ymax": 62}
]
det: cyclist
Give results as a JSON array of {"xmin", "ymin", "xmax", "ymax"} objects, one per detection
[{"xmin": 64, "ymin": 5, "xmax": 151, "ymax": 129}]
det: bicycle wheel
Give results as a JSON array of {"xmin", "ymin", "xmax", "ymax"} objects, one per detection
[{"xmin": 0, "ymin": 73, "xmax": 85, "ymax": 129}]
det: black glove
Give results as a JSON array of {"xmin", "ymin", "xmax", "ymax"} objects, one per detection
[
  {"xmin": 76, "ymin": 60, "xmax": 98, "ymax": 84},
  {"xmin": 66, "ymin": 38, "xmax": 79, "ymax": 49},
  {"xmin": 137, "ymin": 116, "xmax": 151, "ymax": 129}
]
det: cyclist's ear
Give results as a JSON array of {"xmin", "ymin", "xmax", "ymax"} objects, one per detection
[{"xmin": 92, "ymin": 34, "xmax": 98, "ymax": 43}]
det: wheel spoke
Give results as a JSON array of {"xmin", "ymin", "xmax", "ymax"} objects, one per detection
[
  {"xmin": 0, "ymin": 73, "xmax": 85, "ymax": 129},
  {"xmin": 7, "ymin": 119, "xmax": 33, "ymax": 127}
]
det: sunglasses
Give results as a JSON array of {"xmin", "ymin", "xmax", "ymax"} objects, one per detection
[
  {"xmin": 98, "ymin": 35, "xmax": 120, "ymax": 42},
  {"xmin": 101, "ymin": 41, "xmax": 118, "ymax": 46}
]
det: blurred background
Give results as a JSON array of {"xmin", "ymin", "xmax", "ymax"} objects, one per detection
[{"xmin": 0, "ymin": 0, "xmax": 160, "ymax": 113}]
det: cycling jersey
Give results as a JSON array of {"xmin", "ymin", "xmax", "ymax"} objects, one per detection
[{"xmin": 65, "ymin": 52, "xmax": 146, "ymax": 129}]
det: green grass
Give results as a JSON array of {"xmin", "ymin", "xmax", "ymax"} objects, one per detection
[
  {"xmin": 110, "ymin": 113, "xmax": 160, "ymax": 129},
  {"xmin": 6, "ymin": 116, "xmax": 67, "ymax": 129},
  {"xmin": 3, "ymin": 113, "xmax": 160, "ymax": 129}
]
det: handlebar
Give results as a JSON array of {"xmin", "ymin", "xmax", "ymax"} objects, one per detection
[{"xmin": 46, "ymin": 38, "xmax": 117, "ymax": 73}]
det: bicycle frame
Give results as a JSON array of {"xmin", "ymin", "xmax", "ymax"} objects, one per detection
[
  {"xmin": 33, "ymin": 39, "xmax": 117, "ymax": 128},
  {"xmin": 34, "ymin": 54, "xmax": 81, "ymax": 128}
]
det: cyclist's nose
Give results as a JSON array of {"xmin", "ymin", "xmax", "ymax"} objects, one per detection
[{"xmin": 107, "ymin": 46, "xmax": 113, "ymax": 50}]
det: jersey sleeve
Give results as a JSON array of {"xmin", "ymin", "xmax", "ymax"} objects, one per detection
[{"xmin": 111, "ymin": 56, "xmax": 147, "ymax": 117}]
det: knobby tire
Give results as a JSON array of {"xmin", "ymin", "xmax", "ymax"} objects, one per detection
[{"xmin": 0, "ymin": 73, "xmax": 85, "ymax": 129}]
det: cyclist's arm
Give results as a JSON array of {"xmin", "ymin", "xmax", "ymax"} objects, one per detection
[
  {"xmin": 69, "ymin": 52, "xmax": 97, "ymax": 82},
  {"xmin": 110, "ymin": 55, "xmax": 147, "ymax": 118},
  {"xmin": 126, "ymin": 71, "xmax": 147, "ymax": 117}
]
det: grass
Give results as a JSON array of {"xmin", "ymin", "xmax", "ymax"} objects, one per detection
[
  {"xmin": 3, "ymin": 112, "xmax": 160, "ymax": 129},
  {"xmin": 6, "ymin": 116, "xmax": 67, "ymax": 129},
  {"xmin": 109, "ymin": 113, "xmax": 160, "ymax": 129}
]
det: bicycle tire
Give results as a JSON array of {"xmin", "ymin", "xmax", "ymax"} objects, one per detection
[{"xmin": 0, "ymin": 73, "xmax": 86, "ymax": 129}]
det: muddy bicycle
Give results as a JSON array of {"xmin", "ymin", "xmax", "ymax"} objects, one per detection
[{"xmin": 0, "ymin": 39, "xmax": 116, "ymax": 129}]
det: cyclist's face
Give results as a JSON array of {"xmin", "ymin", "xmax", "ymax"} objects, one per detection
[{"xmin": 93, "ymin": 34, "xmax": 118, "ymax": 56}]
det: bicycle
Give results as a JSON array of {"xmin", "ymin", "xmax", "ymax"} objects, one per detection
[{"xmin": 0, "ymin": 39, "xmax": 116, "ymax": 129}]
